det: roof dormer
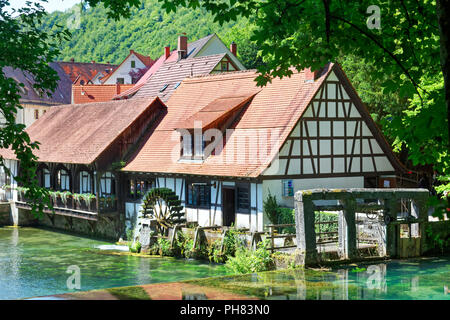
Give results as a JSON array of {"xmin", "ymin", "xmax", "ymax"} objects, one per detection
[{"xmin": 176, "ymin": 92, "xmax": 258, "ymax": 161}]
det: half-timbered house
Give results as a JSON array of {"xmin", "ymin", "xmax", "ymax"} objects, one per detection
[
  {"xmin": 121, "ymin": 63, "xmax": 407, "ymax": 232},
  {"xmin": 0, "ymin": 97, "xmax": 166, "ymax": 237},
  {"xmin": 1, "ymin": 62, "xmax": 408, "ymax": 236}
]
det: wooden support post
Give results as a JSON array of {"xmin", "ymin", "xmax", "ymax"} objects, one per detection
[
  {"xmin": 416, "ymin": 198, "xmax": 428, "ymax": 255},
  {"xmin": 294, "ymin": 192, "xmax": 317, "ymax": 264},
  {"xmin": 343, "ymin": 197, "xmax": 357, "ymax": 259},
  {"xmin": 219, "ymin": 228, "xmax": 228, "ymax": 254},
  {"xmin": 384, "ymin": 198, "xmax": 398, "ymax": 258},
  {"xmin": 193, "ymin": 226, "xmax": 200, "ymax": 250},
  {"xmin": 269, "ymin": 225, "xmax": 275, "ymax": 253},
  {"xmin": 170, "ymin": 224, "xmax": 181, "ymax": 248}
]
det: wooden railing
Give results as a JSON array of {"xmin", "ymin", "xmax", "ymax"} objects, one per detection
[{"xmin": 266, "ymin": 224, "xmax": 297, "ymax": 253}]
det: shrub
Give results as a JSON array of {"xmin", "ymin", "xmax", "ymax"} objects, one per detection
[
  {"xmin": 207, "ymin": 240, "xmax": 224, "ymax": 263},
  {"xmin": 278, "ymin": 207, "xmax": 296, "ymax": 233},
  {"xmin": 157, "ymin": 238, "xmax": 172, "ymax": 256},
  {"xmin": 314, "ymin": 211, "xmax": 338, "ymax": 234},
  {"xmin": 225, "ymin": 240, "xmax": 275, "ymax": 275},
  {"xmin": 129, "ymin": 240, "xmax": 141, "ymax": 253},
  {"xmin": 263, "ymin": 191, "xmax": 280, "ymax": 225}
]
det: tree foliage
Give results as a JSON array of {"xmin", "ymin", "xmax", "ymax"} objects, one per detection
[
  {"xmin": 39, "ymin": 0, "xmax": 258, "ymax": 68},
  {"xmin": 0, "ymin": 0, "xmax": 72, "ymax": 216},
  {"xmin": 156, "ymin": 0, "xmax": 448, "ymax": 178}
]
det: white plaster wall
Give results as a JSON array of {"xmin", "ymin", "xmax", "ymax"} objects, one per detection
[
  {"xmin": 103, "ymin": 53, "xmax": 147, "ymax": 84},
  {"xmin": 262, "ymin": 176, "xmax": 364, "ymax": 209},
  {"xmin": 195, "ymin": 36, "xmax": 246, "ymax": 70}
]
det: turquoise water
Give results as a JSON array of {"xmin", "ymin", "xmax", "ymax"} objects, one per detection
[
  {"xmin": 0, "ymin": 227, "xmax": 228, "ymax": 300},
  {"xmin": 190, "ymin": 257, "xmax": 450, "ymax": 300}
]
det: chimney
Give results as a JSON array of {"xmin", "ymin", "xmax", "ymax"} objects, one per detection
[
  {"xmin": 230, "ymin": 41, "xmax": 237, "ymax": 56},
  {"xmin": 165, "ymin": 46, "xmax": 171, "ymax": 60},
  {"xmin": 91, "ymin": 60, "xmax": 96, "ymax": 64},
  {"xmin": 304, "ymin": 67, "xmax": 319, "ymax": 83},
  {"xmin": 70, "ymin": 58, "xmax": 75, "ymax": 62},
  {"xmin": 177, "ymin": 34, "xmax": 188, "ymax": 59}
]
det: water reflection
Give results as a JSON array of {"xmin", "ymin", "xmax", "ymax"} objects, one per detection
[
  {"xmin": 0, "ymin": 227, "xmax": 228, "ymax": 300},
  {"xmin": 189, "ymin": 257, "xmax": 450, "ymax": 300}
]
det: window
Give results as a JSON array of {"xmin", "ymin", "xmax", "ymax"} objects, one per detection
[
  {"xmin": 160, "ymin": 84, "xmax": 169, "ymax": 92},
  {"xmin": 186, "ymin": 182, "xmax": 211, "ymax": 209},
  {"xmin": 221, "ymin": 61, "xmax": 228, "ymax": 71},
  {"xmin": 57, "ymin": 168, "xmax": 70, "ymax": 191},
  {"xmin": 282, "ymin": 179, "xmax": 294, "ymax": 197},
  {"xmin": 236, "ymin": 183, "xmax": 250, "ymax": 213},
  {"xmin": 180, "ymin": 132, "xmax": 192, "ymax": 157},
  {"xmin": 194, "ymin": 133, "xmax": 204, "ymax": 157},
  {"xmin": 0, "ymin": 166, "xmax": 11, "ymax": 187},
  {"xmin": 34, "ymin": 110, "xmax": 39, "ymax": 120},
  {"xmin": 131, "ymin": 60, "xmax": 136, "ymax": 68},
  {"xmin": 174, "ymin": 82, "xmax": 181, "ymax": 89},
  {"xmin": 42, "ymin": 169, "xmax": 50, "ymax": 188},
  {"xmin": 128, "ymin": 178, "xmax": 154, "ymax": 199},
  {"xmin": 100, "ymin": 172, "xmax": 115, "ymax": 196},
  {"xmin": 79, "ymin": 171, "xmax": 92, "ymax": 193},
  {"xmin": 116, "ymin": 78, "xmax": 125, "ymax": 84}
]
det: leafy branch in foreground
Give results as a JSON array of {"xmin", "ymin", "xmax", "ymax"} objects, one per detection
[{"xmin": 0, "ymin": 0, "xmax": 71, "ymax": 217}]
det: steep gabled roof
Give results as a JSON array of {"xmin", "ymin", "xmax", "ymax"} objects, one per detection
[
  {"xmin": 0, "ymin": 97, "xmax": 165, "ymax": 164},
  {"xmin": 123, "ymin": 64, "xmax": 405, "ymax": 178},
  {"xmin": 2, "ymin": 62, "xmax": 72, "ymax": 105},
  {"xmin": 113, "ymin": 34, "xmax": 228, "ymax": 100},
  {"xmin": 100, "ymin": 50, "xmax": 155, "ymax": 84},
  {"xmin": 122, "ymin": 67, "xmax": 332, "ymax": 177},
  {"xmin": 57, "ymin": 61, "xmax": 117, "ymax": 85},
  {"xmin": 132, "ymin": 53, "xmax": 227, "ymax": 102}
]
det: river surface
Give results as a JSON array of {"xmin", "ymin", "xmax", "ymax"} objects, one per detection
[
  {"xmin": 1, "ymin": 227, "xmax": 449, "ymax": 300},
  {"xmin": 189, "ymin": 257, "xmax": 450, "ymax": 300},
  {"xmin": 0, "ymin": 227, "xmax": 228, "ymax": 299}
]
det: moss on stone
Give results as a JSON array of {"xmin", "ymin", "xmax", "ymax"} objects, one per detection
[{"xmin": 106, "ymin": 286, "xmax": 151, "ymax": 300}]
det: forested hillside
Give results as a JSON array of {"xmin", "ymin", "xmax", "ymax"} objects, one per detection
[{"xmin": 40, "ymin": 0, "xmax": 251, "ymax": 65}]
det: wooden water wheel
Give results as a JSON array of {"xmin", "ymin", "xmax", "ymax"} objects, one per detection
[{"xmin": 140, "ymin": 188, "xmax": 185, "ymax": 235}]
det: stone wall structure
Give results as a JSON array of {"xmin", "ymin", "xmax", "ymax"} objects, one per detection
[{"xmin": 294, "ymin": 188, "xmax": 429, "ymax": 265}]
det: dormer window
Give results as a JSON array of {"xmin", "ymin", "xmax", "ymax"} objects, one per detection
[
  {"xmin": 176, "ymin": 93, "xmax": 258, "ymax": 162},
  {"xmin": 180, "ymin": 130, "xmax": 204, "ymax": 160}
]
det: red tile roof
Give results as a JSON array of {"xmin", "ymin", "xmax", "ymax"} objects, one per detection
[
  {"xmin": 72, "ymin": 84, "xmax": 135, "ymax": 104},
  {"xmin": 0, "ymin": 97, "xmax": 165, "ymax": 164},
  {"xmin": 122, "ymin": 66, "xmax": 334, "ymax": 177},
  {"xmin": 57, "ymin": 61, "xmax": 117, "ymax": 85},
  {"xmin": 177, "ymin": 93, "xmax": 258, "ymax": 130}
]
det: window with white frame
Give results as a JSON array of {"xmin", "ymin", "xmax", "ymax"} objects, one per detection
[
  {"xmin": 57, "ymin": 169, "xmax": 70, "ymax": 191},
  {"xmin": 100, "ymin": 172, "xmax": 115, "ymax": 196},
  {"xmin": 79, "ymin": 171, "xmax": 92, "ymax": 194}
]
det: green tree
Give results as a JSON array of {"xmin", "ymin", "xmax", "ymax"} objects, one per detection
[
  {"xmin": 0, "ymin": 0, "xmax": 69, "ymax": 215},
  {"xmin": 155, "ymin": 0, "xmax": 449, "ymax": 177},
  {"xmin": 0, "ymin": 0, "xmax": 149, "ymax": 217}
]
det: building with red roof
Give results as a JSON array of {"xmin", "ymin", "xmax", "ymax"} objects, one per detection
[{"xmin": 0, "ymin": 63, "xmax": 407, "ymax": 235}]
